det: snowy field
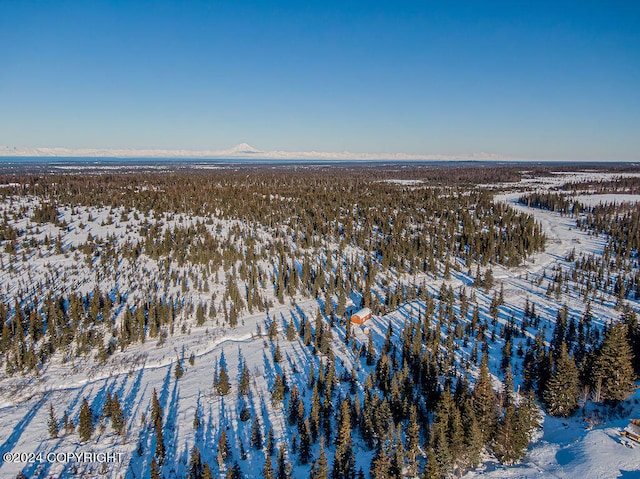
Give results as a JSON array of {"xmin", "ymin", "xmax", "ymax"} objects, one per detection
[{"xmin": 0, "ymin": 171, "xmax": 639, "ymax": 478}]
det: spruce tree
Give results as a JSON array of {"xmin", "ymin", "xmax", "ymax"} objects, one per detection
[
  {"xmin": 405, "ymin": 405, "xmax": 421, "ymax": 477},
  {"xmin": 193, "ymin": 409, "xmax": 201, "ymax": 430},
  {"xmin": 430, "ymin": 421, "xmax": 452, "ymax": 477},
  {"xmin": 155, "ymin": 419, "xmax": 166, "ymax": 462},
  {"xmin": 332, "ymin": 399, "xmax": 354, "ymax": 479},
  {"xmin": 175, "ymin": 356, "xmax": 184, "ymax": 379},
  {"xmin": 461, "ymin": 397, "xmax": 483, "ymax": 470},
  {"xmin": 188, "ymin": 446, "xmax": 203, "ymax": 479},
  {"xmin": 543, "ymin": 343, "xmax": 579, "ymax": 417},
  {"xmin": 369, "ymin": 440, "xmax": 391, "ymax": 479},
  {"xmin": 78, "ymin": 397, "xmax": 94, "ymax": 442},
  {"xmin": 593, "ymin": 322, "xmax": 635, "ymax": 402},
  {"xmin": 267, "ymin": 427, "xmax": 275, "ymax": 456},
  {"xmin": 494, "ymin": 404, "xmax": 518, "ymax": 464},
  {"xmin": 423, "ymin": 447, "xmax": 441, "ymax": 479},
  {"xmin": 217, "ymin": 362, "xmax": 231, "ymax": 396},
  {"xmin": 251, "ymin": 416, "xmax": 263, "ymax": 450},
  {"xmin": 286, "ymin": 320, "xmax": 297, "ymax": 341},
  {"xmin": 262, "ymin": 454, "xmax": 275, "ymax": 479},
  {"xmin": 151, "ymin": 388, "xmax": 163, "ymax": 425},
  {"xmin": 623, "ymin": 307, "xmax": 640, "ymax": 376},
  {"xmin": 150, "ymin": 457, "xmax": 162, "ymax": 479},
  {"xmin": 272, "ymin": 374, "xmax": 286, "ymax": 405},
  {"xmin": 312, "ymin": 438, "xmax": 329, "ymax": 479},
  {"xmin": 152, "ymin": 390, "xmax": 166, "ymax": 462},
  {"xmin": 196, "ymin": 302, "xmax": 205, "ymax": 326},
  {"xmin": 298, "ymin": 419, "xmax": 312, "ymax": 464},
  {"xmin": 366, "ymin": 333, "xmax": 376, "ymax": 366},
  {"xmin": 273, "ymin": 342, "xmax": 283, "ymax": 363},
  {"xmin": 473, "ymin": 351, "xmax": 497, "ymax": 443},
  {"xmin": 48, "ymin": 403, "xmax": 59, "ymax": 439},
  {"xmin": 218, "ymin": 430, "xmax": 230, "ymax": 464},
  {"xmin": 111, "ymin": 393, "xmax": 126, "ymax": 435},
  {"xmin": 276, "ymin": 446, "xmax": 291, "ymax": 479},
  {"xmin": 513, "ymin": 391, "xmax": 538, "ymax": 459},
  {"xmin": 239, "ymin": 360, "xmax": 251, "ymax": 395}
]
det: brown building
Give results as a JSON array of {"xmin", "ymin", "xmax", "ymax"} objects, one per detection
[{"xmin": 351, "ymin": 307, "xmax": 372, "ymax": 325}]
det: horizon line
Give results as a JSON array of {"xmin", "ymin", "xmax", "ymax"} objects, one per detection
[{"xmin": 1, "ymin": 144, "xmax": 637, "ymax": 163}]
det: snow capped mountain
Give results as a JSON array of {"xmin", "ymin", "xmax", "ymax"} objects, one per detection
[{"xmin": 224, "ymin": 142, "xmax": 262, "ymax": 154}]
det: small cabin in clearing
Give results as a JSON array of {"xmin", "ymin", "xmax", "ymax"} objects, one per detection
[
  {"xmin": 621, "ymin": 419, "xmax": 640, "ymax": 444},
  {"xmin": 351, "ymin": 308, "xmax": 372, "ymax": 326}
]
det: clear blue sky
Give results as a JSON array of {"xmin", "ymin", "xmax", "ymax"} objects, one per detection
[{"xmin": 1, "ymin": 1, "xmax": 638, "ymax": 160}]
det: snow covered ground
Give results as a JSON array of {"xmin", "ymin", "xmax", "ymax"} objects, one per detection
[
  {"xmin": 465, "ymin": 395, "xmax": 640, "ymax": 479},
  {"xmin": 0, "ymin": 172, "xmax": 639, "ymax": 478}
]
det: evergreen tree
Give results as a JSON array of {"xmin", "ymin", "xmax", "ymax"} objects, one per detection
[
  {"xmin": 111, "ymin": 393, "xmax": 126, "ymax": 435},
  {"xmin": 251, "ymin": 416, "xmax": 263, "ymax": 450},
  {"xmin": 272, "ymin": 374, "xmax": 286, "ymax": 405},
  {"xmin": 423, "ymin": 447, "xmax": 441, "ymax": 479},
  {"xmin": 193, "ymin": 409, "xmax": 201, "ymax": 430},
  {"xmin": 188, "ymin": 446, "xmax": 203, "ymax": 479},
  {"xmin": 312, "ymin": 438, "xmax": 330, "ymax": 479},
  {"xmin": 309, "ymin": 385, "xmax": 321, "ymax": 441},
  {"xmin": 332, "ymin": 399, "xmax": 354, "ymax": 479},
  {"xmin": 267, "ymin": 427, "xmax": 275, "ymax": 456},
  {"xmin": 593, "ymin": 322, "xmax": 636, "ymax": 402},
  {"xmin": 150, "ymin": 387, "xmax": 166, "ymax": 461},
  {"xmin": 150, "ymin": 457, "xmax": 162, "ymax": 479},
  {"xmin": 484, "ymin": 268, "xmax": 494, "ymax": 291},
  {"xmin": 155, "ymin": 418, "xmax": 166, "ymax": 462},
  {"xmin": 513, "ymin": 391, "xmax": 539, "ymax": 458},
  {"xmin": 262, "ymin": 454, "xmax": 275, "ymax": 479},
  {"xmin": 175, "ymin": 356, "xmax": 184, "ymax": 379},
  {"xmin": 239, "ymin": 360, "xmax": 251, "ymax": 395},
  {"xmin": 273, "ymin": 342, "xmax": 283, "ymax": 363},
  {"xmin": 390, "ymin": 425, "xmax": 405, "ymax": 479},
  {"xmin": 286, "ymin": 320, "xmax": 297, "ymax": 341},
  {"xmin": 217, "ymin": 362, "xmax": 231, "ymax": 396},
  {"xmin": 196, "ymin": 302, "xmax": 206, "ymax": 326},
  {"xmin": 369, "ymin": 440, "xmax": 391, "ymax": 479},
  {"xmin": 48, "ymin": 403, "xmax": 59, "ymax": 439},
  {"xmin": 430, "ymin": 421, "xmax": 452, "ymax": 477},
  {"xmin": 473, "ymin": 351, "xmax": 497, "ymax": 443},
  {"xmin": 543, "ymin": 343, "xmax": 579, "ymax": 417},
  {"xmin": 78, "ymin": 397, "xmax": 94, "ymax": 442},
  {"xmin": 298, "ymin": 419, "xmax": 312, "ymax": 464},
  {"xmin": 366, "ymin": 333, "xmax": 376, "ymax": 366},
  {"xmin": 218, "ymin": 430, "xmax": 231, "ymax": 464},
  {"xmin": 494, "ymin": 404, "xmax": 518, "ymax": 464},
  {"xmin": 550, "ymin": 305, "xmax": 569, "ymax": 358},
  {"xmin": 405, "ymin": 405, "xmax": 421, "ymax": 477},
  {"xmin": 276, "ymin": 446, "xmax": 291, "ymax": 479},
  {"xmin": 623, "ymin": 307, "xmax": 640, "ymax": 376},
  {"xmin": 461, "ymin": 397, "xmax": 483, "ymax": 470},
  {"xmin": 151, "ymin": 388, "xmax": 163, "ymax": 425}
]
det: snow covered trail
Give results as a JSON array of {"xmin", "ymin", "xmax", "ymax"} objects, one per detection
[
  {"xmin": 494, "ymin": 193, "xmax": 606, "ymax": 277},
  {"xmin": 492, "ymin": 193, "xmax": 616, "ymax": 334}
]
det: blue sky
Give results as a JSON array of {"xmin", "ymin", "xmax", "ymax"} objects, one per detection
[{"xmin": 0, "ymin": 1, "xmax": 638, "ymax": 160}]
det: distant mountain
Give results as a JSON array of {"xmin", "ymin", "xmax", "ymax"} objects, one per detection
[
  {"xmin": 0, "ymin": 143, "xmax": 512, "ymax": 161},
  {"xmin": 224, "ymin": 143, "xmax": 262, "ymax": 155}
]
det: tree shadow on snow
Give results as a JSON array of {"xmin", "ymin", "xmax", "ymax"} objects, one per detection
[{"xmin": 0, "ymin": 398, "xmax": 45, "ymax": 463}]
